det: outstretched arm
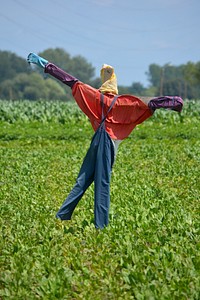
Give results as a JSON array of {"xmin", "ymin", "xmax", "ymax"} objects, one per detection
[
  {"xmin": 44, "ymin": 63, "xmax": 79, "ymax": 88},
  {"xmin": 27, "ymin": 53, "xmax": 79, "ymax": 88},
  {"xmin": 139, "ymin": 95, "xmax": 183, "ymax": 113},
  {"xmin": 148, "ymin": 96, "xmax": 183, "ymax": 113}
]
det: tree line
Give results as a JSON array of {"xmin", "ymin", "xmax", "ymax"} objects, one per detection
[{"xmin": 0, "ymin": 48, "xmax": 200, "ymax": 100}]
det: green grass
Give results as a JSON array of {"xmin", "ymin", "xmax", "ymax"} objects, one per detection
[{"xmin": 0, "ymin": 100, "xmax": 199, "ymax": 299}]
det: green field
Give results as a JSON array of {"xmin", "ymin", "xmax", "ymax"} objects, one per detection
[{"xmin": 0, "ymin": 100, "xmax": 199, "ymax": 299}]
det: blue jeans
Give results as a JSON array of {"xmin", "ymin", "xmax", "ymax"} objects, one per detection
[{"xmin": 56, "ymin": 125, "xmax": 115, "ymax": 229}]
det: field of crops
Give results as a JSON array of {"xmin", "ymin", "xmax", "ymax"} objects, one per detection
[{"xmin": 0, "ymin": 100, "xmax": 199, "ymax": 299}]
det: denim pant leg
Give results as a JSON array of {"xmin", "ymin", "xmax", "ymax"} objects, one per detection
[
  {"xmin": 56, "ymin": 141, "xmax": 98, "ymax": 220},
  {"xmin": 94, "ymin": 129, "xmax": 115, "ymax": 229}
]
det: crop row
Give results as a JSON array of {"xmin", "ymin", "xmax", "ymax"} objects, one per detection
[
  {"xmin": 0, "ymin": 99, "xmax": 199, "ymax": 124},
  {"xmin": 0, "ymin": 100, "xmax": 84, "ymax": 124}
]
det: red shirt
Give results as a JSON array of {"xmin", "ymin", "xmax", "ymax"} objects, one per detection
[{"xmin": 72, "ymin": 82, "xmax": 152, "ymax": 140}]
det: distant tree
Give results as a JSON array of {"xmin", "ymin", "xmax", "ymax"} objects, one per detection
[
  {"xmin": 146, "ymin": 62, "xmax": 200, "ymax": 98},
  {"xmin": 23, "ymin": 86, "xmax": 43, "ymax": 101},
  {"xmin": 0, "ymin": 50, "xmax": 31, "ymax": 84},
  {"xmin": 0, "ymin": 79, "xmax": 18, "ymax": 99},
  {"xmin": 143, "ymin": 86, "xmax": 157, "ymax": 97},
  {"xmin": 90, "ymin": 77, "xmax": 101, "ymax": 89},
  {"xmin": 0, "ymin": 72, "xmax": 67, "ymax": 100},
  {"xmin": 38, "ymin": 48, "xmax": 95, "ymax": 83},
  {"xmin": 195, "ymin": 62, "xmax": 200, "ymax": 82},
  {"xmin": 163, "ymin": 79, "xmax": 183, "ymax": 96},
  {"xmin": 71, "ymin": 55, "xmax": 95, "ymax": 84},
  {"xmin": 118, "ymin": 86, "xmax": 130, "ymax": 95},
  {"xmin": 45, "ymin": 79, "xmax": 68, "ymax": 100},
  {"xmin": 1, "ymin": 49, "xmax": 200, "ymax": 100},
  {"xmin": 146, "ymin": 64, "xmax": 161, "ymax": 88},
  {"xmin": 129, "ymin": 82, "xmax": 145, "ymax": 95},
  {"xmin": 39, "ymin": 48, "xmax": 71, "ymax": 69}
]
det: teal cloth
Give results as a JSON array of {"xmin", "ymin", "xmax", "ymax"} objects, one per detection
[{"xmin": 27, "ymin": 53, "xmax": 48, "ymax": 68}]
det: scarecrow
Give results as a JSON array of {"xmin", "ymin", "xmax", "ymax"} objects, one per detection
[{"xmin": 27, "ymin": 53, "xmax": 183, "ymax": 229}]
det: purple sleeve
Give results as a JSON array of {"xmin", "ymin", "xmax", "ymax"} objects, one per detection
[
  {"xmin": 45, "ymin": 63, "xmax": 79, "ymax": 88},
  {"xmin": 148, "ymin": 96, "xmax": 183, "ymax": 113}
]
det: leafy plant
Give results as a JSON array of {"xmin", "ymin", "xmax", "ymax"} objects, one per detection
[{"xmin": 0, "ymin": 100, "xmax": 199, "ymax": 299}]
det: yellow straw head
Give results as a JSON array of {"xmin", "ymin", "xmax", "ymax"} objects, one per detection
[{"xmin": 99, "ymin": 64, "xmax": 118, "ymax": 95}]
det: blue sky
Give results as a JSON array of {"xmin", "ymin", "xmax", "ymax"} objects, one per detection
[{"xmin": 0, "ymin": 0, "xmax": 200, "ymax": 86}]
